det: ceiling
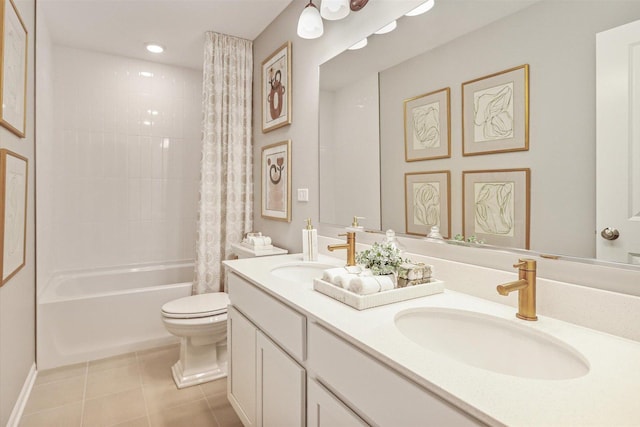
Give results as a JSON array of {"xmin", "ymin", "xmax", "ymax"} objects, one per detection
[{"xmin": 39, "ymin": 0, "xmax": 295, "ymax": 70}]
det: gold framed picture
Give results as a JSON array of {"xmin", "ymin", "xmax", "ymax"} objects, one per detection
[
  {"xmin": 462, "ymin": 64, "xmax": 529, "ymax": 156},
  {"xmin": 0, "ymin": 0, "xmax": 27, "ymax": 138},
  {"xmin": 462, "ymin": 168, "xmax": 530, "ymax": 249},
  {"xmin": 0, "ymin": 149, "xmax": 27, "ymax": 285},
  {"xmin": 404, "ymin": 87, "xmax": 450, "ymax": 161},
  {"xmin": 261, "ymin": 140, "xmax": 291, "ymax": 222},
  {"xmin": 262, "ymin": 41, "xmax": 292, "ymax": 133},
  {"xmin": 404, "ymin": 171, "xmax": 450, "ymax": 238}
]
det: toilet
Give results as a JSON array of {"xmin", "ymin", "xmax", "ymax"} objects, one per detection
[{"xmin": 161, "ymin": 292, "xmax": 230, "ymax": 389}]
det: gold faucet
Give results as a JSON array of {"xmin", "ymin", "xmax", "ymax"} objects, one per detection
[
  {"xmin": 496, "ymin": 259, "xmax": 538, "ymax": 321},
  {"xmin": 327, "ymin": 232, "xmax": 356, "ymax": 266}
]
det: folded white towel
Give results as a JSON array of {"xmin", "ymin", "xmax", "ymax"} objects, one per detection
[
  {"xmin": 245, "ymin": 236, "xmax": 272, "ymax": 246},
  {"xmin": 322, "ymin": 268, "xmax": 350, "ymax": 284},
  {"xmin": 348, "ymin": 275, "xmax": 395, "ymax": 295}
]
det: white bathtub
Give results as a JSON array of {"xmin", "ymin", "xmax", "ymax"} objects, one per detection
[{"xmin": 37, "ymin": 262, "xmax": 193, "ymax": 370}]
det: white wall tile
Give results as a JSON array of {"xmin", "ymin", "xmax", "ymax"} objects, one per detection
[{"xmin": 46, "ymin": 46, "xmax": 202, "ymax": 272}]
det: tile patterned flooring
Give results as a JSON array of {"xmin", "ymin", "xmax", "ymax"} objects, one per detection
[{"xmin": 20, "ymin": 344, "xmax": 243, "ymax": 427}]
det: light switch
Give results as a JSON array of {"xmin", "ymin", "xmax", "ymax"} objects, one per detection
[{"xmin": 297, "ymin": 188, "xmax": 309, "ymax": 202}]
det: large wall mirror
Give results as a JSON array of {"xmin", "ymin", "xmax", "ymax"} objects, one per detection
[{"xmin": 319, "ymin": 0, "xmax": 640, "ymax": 268}]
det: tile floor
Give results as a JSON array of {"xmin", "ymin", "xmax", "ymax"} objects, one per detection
[{"xmin": 20, "ymin": 344, "xmax": 243, "ymax": 427}]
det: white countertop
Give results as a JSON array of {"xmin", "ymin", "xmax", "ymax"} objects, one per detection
[{"xmin": 224, "ymin": 253, "xmax": 640, "ymax": 426}]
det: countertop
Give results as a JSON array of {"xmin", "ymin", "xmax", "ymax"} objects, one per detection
[{"xmin": 224, "ymin": 253, "xmax": 640, "ymax": 426}]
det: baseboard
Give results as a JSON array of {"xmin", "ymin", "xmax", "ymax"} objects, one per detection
[{"xmin": 6, "ymin": 362, "xmax": 37, "ymax": 427}]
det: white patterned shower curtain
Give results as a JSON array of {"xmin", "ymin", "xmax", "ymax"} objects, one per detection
[{"xmin": 193, "ymin": 32, "xmax": 253, "ymax": 294}]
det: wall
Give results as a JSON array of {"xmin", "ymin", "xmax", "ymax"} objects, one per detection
[
  {"xmin": 37, "ymin": 46, "xmax": 201, "ymax": 289},
  {"xmin": 253, "ymin": 0, "xmax": 422, "ymax": 250},
  {"xmin": 379, "ymin": 1, "xmax": 640, "ymax": 258},
  {"xmin": 0, "ymin": 0, "xmax": 36, "ymax": 424}
]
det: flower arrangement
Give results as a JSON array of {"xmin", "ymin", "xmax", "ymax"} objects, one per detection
[{"xmin": 355, "ymin": 242, "xmax": 408, "ymax": 276}]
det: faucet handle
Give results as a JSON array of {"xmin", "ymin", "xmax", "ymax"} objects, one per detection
[
  {"xmin": 513, "ymin": 261, "xmax": 526, "ymax": 269},
  {"xmin": 338, "ymin": 233, "xmax": 347, "ymax": 237},
  {"xmin": 513, "ymin": 259, "xmax": 536, "ymax": 270}
]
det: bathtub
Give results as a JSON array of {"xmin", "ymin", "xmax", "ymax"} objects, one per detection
[{"xmin": 37, "ymin": 262, "xmax": 193, "ymax": 370}]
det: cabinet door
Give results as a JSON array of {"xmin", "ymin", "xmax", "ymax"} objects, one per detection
[
  {"xmin": 257, "ymin": 331, "xmax": 306, "ymax": 427},
  {"xmin": 228, "ymin": 306, "xmax": 257, "ymax": 427},
  {"xmin": 308, "ymin": 378, "xmax": 369, "ymax": 427}
]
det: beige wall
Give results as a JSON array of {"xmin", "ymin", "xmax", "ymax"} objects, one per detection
[
  {"xmin": 252, "ymin": 0, "xmax": 421, "ymax": 251},
  {"xmin": 0, "ymin": 0, "xmax": 36, "ymax": 424}
]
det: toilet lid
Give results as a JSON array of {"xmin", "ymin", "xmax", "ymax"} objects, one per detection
[{"xmin": 162, "ymin": 293, "xmax": 229, "ymax": 319}]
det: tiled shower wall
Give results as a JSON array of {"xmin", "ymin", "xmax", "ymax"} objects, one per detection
[{"xmin": 43, "ymin": 46, "xmax": 201, "ymax": 280}]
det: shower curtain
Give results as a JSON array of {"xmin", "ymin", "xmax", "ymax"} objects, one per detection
[{"xmin": 194, "ymin": 32, "xmax": 253, "ymax": 294}]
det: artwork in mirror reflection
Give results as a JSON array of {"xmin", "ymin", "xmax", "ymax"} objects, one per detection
[
  {"xmin": 404, "ymin": 87, "xmax": 450, "ymax": 161},
  {"xmin": 463, "ymin": 169, "xmax": 529, "ymax": 249},
  {"xmin": 462, "ymin": 65, "xmax": 529, "ymax": 156},
  {"xmin": 405, "ymin": 171, "xmax": 450, "ymax": 238}
]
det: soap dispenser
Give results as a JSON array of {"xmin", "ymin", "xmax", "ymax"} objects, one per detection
[
  {"xmin": 346, "ymin": 216, "xmax": 365, "ymax": 232},
  {"xmin": 302, "ymin": 218, "xmax": 318, "ymax": 261}
]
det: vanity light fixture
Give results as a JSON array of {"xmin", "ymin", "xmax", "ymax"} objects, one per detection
[
  {"xmin": 145, "ymin": 43, "xmax": 164, "ymax": 54},
  {"xmin": 320, "ymin": 0, "xmax": 350, "ymax": 20},
  {"xmin": 297, "ymin": 0, "xmax": 324, "ymax": 39},
  {"xmin": 405, "ymin": 0, "xmax": 435, "ymax": 17},
  {"xmin": 374, "ymin": 20, "xmax": 397, "ymax": 35},
  {"xmin": 348, "ymin": 38, "xmax": 368, "ymax": 50}
]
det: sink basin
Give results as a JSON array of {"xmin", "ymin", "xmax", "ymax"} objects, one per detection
[
  {"xmin": 394, "ymin": 308, "xmax": 590, "ymax": 380},
  {"xmin": 270, "ymin": 262, "xmax": 336, "ymax": 284}
]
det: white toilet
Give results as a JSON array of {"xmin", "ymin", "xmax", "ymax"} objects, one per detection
[{"xmin": 161, "ymin": 292, "xmax": 230, "ymax": 389}]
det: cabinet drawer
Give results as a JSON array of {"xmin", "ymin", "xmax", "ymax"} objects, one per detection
[
  {"xmin": 228, "ymin": 272, "xmax": 306, "ymax": 361},
  {"xmin": 308, "ymin": 322, "xmax": 485, "ymax": 427}
]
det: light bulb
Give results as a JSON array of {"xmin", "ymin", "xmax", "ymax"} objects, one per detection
[
  {"xmin": 405, "ymin": 0, "xmax": 435, "ymax": 17},
  {"xmin": 374, "ymin": 20, "xmax": 397, "ymax": 35},
  {"xmin": 297, "ymin": 1, "xmax": 324, "ymax": 39},
  {"xmin": 348, "ymin": 38, "xmax": 368, "ymax": 50},
  {"xmin": 145, "ymin": 43, "xmax": 164, "ymax": 53},
  {"xmin": 320, "ymin": 0, "xmax": 349, "ymax": 20}
]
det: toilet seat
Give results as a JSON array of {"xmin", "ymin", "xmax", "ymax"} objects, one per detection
[{"xmin": 161, "ymin": 293, "xmax": 229, "ymax": 319}]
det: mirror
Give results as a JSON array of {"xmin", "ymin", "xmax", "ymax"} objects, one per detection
[{"xmin": 319, "ymin": 0, "xmax": 640, "ymax": 266}]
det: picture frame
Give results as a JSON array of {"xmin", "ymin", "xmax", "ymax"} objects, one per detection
[
  {"xmin": 0, "ymin": 149, "xmax": 27, "ymax": 286},
  {"xmin": 462, "ymin": 64, "xmax": 529, "ymax": 156},
  {"xmin": 261, "ymin": 140, "xmax": 291, "ymax": 222},
  {"xmin": 262, "ymin": 41, "xmax": 292, "ymax": 133},
  {"xmin": 404, "ymin": 87, "xmax": 450, "ymax": 161},
  {"xmin": 462, "ymin": 168, "xmax": 530, "ymax": 249},
  {"xmin": 404, "ymin": 171, "xmax": 450, "ymax": 238},
  {"xmin": 0, "ymin": 0, "xmax": 28, "ymax": 138}
]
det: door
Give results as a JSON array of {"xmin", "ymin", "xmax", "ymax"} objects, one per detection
[
  {"xmin": 257, "ymin": 331, "xmax": 306, "ymax": 427},
  {"xmin": 308, "ymin": 378, "xmax": 369, "ymax": 427},
  {"xmin": 596, "ymin": 19, "xmax": 640, "ymax": 264},
  {"xmin": 228, "ymin": 306, "xmax": 257, "ymax": 427}
]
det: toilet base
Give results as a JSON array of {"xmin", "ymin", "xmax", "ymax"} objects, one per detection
[{"xmin": 171, "ymin": 359, "xmax": 227, "ymax": 389}]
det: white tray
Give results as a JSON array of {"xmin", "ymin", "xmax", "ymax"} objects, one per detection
[{"xmin": 313, "ymin": 278, "xmax": 444, "ymax": 310}]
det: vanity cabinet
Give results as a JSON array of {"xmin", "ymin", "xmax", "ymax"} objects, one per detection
[
  {"xmin": 307, "ymin": 378, "xmax": 368, "ymax": 427},
  {"xmin": 308, "ymin": 322, "xmax": 484, "ymax": 426},
  {"xmin": 227, "ymin": 273, "xmax": 306, "ymax": 427}
]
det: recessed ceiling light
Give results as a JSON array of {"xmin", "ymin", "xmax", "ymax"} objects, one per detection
[
  {"xmin": 139, "ymin": 71, "xmax": 154, "ymax": 77},
  {"xmin": 405, "ymin": 0, "xmax": 435, "ymax": 17},
  {"xmin": 374, "ymin": 20, "xmax": 397, "ymax": 35},
  {"xmin": 348, "ymin": 38, "xmax": 368, "ymax": 50},
  {"xmin": 145, "ymin": 43, "xmax": 164, "ymax": 54}
]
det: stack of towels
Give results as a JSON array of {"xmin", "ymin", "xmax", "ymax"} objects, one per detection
[
  {"xmin": 241, "ymin": 233, "xmax": 272, "ymax": 250},
  {"xmin": 321, "ymin": 266, "xmax": 396, "ymax": 296}
]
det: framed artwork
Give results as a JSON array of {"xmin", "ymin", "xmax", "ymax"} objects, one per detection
[
  {"xmin": 261, "ymin": 140, "xmax": 291, "ymax": 222},
  {"xmin": 262, "ymin": 41, "xmax": 292, "ymax": 133},
  {"xmin": 462, "ymin": 168, "xmax": 530, "ymax": 249},
  {"xmin": 0, "ymin": 149, "xmax": 27, "ymax": 286},
  {"xmin": 462, "ymin": 64, "xmax": 529, "ymax": 156},
  {"xmin": 404, "ymin": 171, "xmax": 450, "ymax": 238},
  {"xmin": 404, "ymin": 87, "xmax": 450, "ymax": 161},
  {"xmin": 0, "ymin": 0, "xmax": 28, "ymax": 138}
]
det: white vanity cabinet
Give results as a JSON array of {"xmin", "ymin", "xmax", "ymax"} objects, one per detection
[
  {"xmin": 227, "ymin": 273, "xmax": 307, "ymax": 427},
  {"xmin": 307, "ymin": 378, "xmax": 368, "ymax": 427}
]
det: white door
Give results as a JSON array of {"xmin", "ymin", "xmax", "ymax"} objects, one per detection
[
  {"xmin": 227, "ymin": 306, "xmax": 257, "ymax": 427},
  {"xmin": 596, "ymin": 19, "xmax": 640, "ymax": 264},
  {"xmin": 307, "ymin": 378, "xmax": 369, "ymax": 427}
]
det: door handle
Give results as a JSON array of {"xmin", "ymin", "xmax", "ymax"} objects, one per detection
[{"xmin": 600, "ymin": 227, "xmax": 620, "ymax": 240}]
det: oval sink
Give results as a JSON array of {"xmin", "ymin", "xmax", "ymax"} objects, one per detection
[
  {"xmin": 270, "ymin": 262, "xmax": 336, "ymax": 284},
  {"xmin": 394, "ymin": 308, "xmax": 590, "ymax": 380}
]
